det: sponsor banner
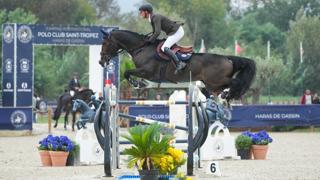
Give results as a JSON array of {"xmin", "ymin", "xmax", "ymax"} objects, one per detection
[
  {"xmin": 33, "ymin": 24, "xmax": 113, "ymax": 45},
  {"xmin": 16, "ymin": 77, "xmax": 33, "ymax": 106},
  {"xmin": 228, "ymin": 105, "xmax": 318, "ymax": 127},
  {"xmin": 128, "ymin": 105, "xmax": 320, "ymax": 127},
  {"xmin": 0, "ymin": 108, "xmax": 32, "ymax": 130},
  {"xmin": 128, "ymin": 106, "xmax": 170, "ymax": 126},
  {"xmin": 16, "ymin": 24, "xmax": 33, "ymax": 106},
  {"xmin": 2, "ymin": 24, "xmax": 15, "ymax": 106}
]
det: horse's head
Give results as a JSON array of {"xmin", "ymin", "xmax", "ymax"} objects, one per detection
[
  {"xmin": 99, "ymin": 30, "xmax": 121, "ymax": 67},
  {"xmin": 99, "ymin": 29, "xmax": 147, "ymax": 67},
  {"xmin": 72, "ymin": 99, "xmax": 80, "ymax": 112}
]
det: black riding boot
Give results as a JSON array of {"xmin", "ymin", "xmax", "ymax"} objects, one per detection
[{"xmin": 164, "ymin": 47, "xmax": 186, "ymax": 74}]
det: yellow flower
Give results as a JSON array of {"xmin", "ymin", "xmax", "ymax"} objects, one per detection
[
  {"xmin": 168, "ymin": 147, "xmax": 184, "ymax": 162},
  {"xmin": 186, "ymin": 177, "xmax": 192, "ymax": 180}
]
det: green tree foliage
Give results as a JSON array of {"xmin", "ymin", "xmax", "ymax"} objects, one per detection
[
  {"xmin": 286, "ymin": 15, "xmax": 320, "ymax": 93},
  {"xmin": 247, "ymin": 56, "xmax": 282, "ymax": 104},
  {"xmin": 88, "ymin": 0, "xmax": 120, "ymax": 20},
  {"xmin": 244, "ymin": 0, "xmax": 320, "ymax": 31},
  {"xmin": 234, "ymin": 11, "xmax": 284, "ymax": 54},
  {"xmin": 0, "ymin": 0, "xmax": 96, "ymax": 25},
  {"xmin": 34, "ymin": 46, "xmax": 89, "ymax": 99}
]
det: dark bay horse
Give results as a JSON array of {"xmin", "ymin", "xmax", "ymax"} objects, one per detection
[
  {"xmin": 99, "ymin": 29, "xmax": 256, "ymax": 101},
  {"xmin": 53, "ymin": 88, "xmax": 94, "ymax": 131}
]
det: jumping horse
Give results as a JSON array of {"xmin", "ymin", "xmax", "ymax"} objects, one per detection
[
  {"xmin": 99, "ymin": 29, "xmax": 256, "ymax": 102},
  {"xmin": 53, "ymin": 88, "xmax": 94, "ymax": 131}
]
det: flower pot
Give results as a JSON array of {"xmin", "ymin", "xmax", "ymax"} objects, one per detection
[
  {"xmin": 252, "ymin": 145, "xmax": 268, "ymax": 160},
  {"xmin": 39, "ymin": 150, "xmax": 52, "ymax": 166},
  {"xmin": 49, "ymin": 151, "xmax": 69, "ymax": 166},
  {"xmin": 138, "ymin": 169, "xmax": 159, "ymax": 180},
  {"xmin": 237, "ymin": 149, "xmax": 251, "ymax": 160},
  {"xmin": 66, "ymin": 154, "xmax": 74, "ymax": 166}
]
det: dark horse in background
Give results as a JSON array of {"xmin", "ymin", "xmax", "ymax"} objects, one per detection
[
  {"xmin": 53, "ymin": 88, "xmax": 94, "ymax": 131},
  {"xmin": 99, "ymin": 29, "xmax": 256, "ymax": 102}
]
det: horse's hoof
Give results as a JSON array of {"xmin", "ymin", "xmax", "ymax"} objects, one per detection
[{"xmin": 53, "ymin": 125, "xmax": 57, "ymax": 128}]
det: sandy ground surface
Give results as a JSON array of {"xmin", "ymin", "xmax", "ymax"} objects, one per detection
[{"xmin": 0, "ymin": 124, "xmax": 320, "ymax": 180}]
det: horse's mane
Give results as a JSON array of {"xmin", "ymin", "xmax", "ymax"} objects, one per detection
[{"xmin": 112, "ymin": 29, "xmax": 146, "ymax": 39}]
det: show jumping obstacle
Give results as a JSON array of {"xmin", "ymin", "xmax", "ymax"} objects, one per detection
[{"xmin": 93, "ymin": 81, "xmax": 210, "ymax": 176}]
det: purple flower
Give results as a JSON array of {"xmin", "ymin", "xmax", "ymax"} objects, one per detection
[
  {"xmin": 241, "ymin": 130, "xmax": 273, "ymax": 145},
  {"xmin": 41, "ymin": 135, "xmax": 74, "ymax": 152}
]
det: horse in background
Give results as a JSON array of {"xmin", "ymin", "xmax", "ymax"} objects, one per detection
[
  {"xmin": 72, "ymin": 99, "xmax": 97, "ymax": 130},
  {"xmin": 53, "ymin": 88, "xmax": 94, "ymax": 131}
]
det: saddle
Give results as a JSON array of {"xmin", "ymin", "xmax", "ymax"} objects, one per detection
[{"xmin": 156, "ymin": 41, "xmax": 193, "ymax": 61}]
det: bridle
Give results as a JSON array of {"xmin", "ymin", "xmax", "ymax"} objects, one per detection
[{"xmin": 100, "ymin": 31, "xmax": 151, "ymax": 64}]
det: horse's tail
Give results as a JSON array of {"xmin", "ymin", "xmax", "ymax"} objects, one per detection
[
  {"xmin": 53, "ymin": 95, "xmax": 63, "ymax": 120},
  {"xmin": 227, "ymin": 56, "xmax": 256, "ymax": 100}
]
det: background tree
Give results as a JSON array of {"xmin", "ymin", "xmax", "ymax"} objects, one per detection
[{"xmin": 286, "ymin": 15, "xmax": 320, "ymax": 94}]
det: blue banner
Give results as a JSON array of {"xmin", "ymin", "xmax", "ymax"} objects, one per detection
[
  {"xmin": 33, "ymin": 24, "xmax": 113, "ymax": 45},
  {"xmin": 2, "ymin": 24, "xmax": 15, "ymax": 106},
  {"xmin": 0, "ymin": 108, "xmax": 32, "ymax": 130},
  {"xmin": 229, "ymin": 105, "xmax": 320, "ymax": 127},
  {"xmin": 128, "ymin": 106, "xmax": 170, "ymax": 126},
  {"xmin": 16, "ymin": 24, "xmax": 33, "ymax": 106},
  {"xmin": 128, "ymin": 105, "xmax": 320, "ymax": 127}
]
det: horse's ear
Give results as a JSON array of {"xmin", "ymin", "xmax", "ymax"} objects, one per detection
[{"xmin": 101, "ymin": 29, "xmax": 110, "ymax": 39}]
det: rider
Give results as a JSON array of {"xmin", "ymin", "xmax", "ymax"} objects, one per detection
[
  {"xmin": 69, "ymin": 72, "xmax": 81, "ymax": 97},
  {"xmin": 139, "ymin": 3, "xmax": 186, "ymax": 73}
]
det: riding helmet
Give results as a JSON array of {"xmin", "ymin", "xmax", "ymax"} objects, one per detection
[{"xmin": 139, "ymin": 4, "xmax": 153, "ymax": 13}]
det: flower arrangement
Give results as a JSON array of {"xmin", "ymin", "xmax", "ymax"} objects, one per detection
[
  {"xmin": 154, "ymin": 147, "xmax": 186, "ymax": 175},
  {"xmin": 242, "ymin": 130, "xmax": 273, "ymax": 145},
  {"xmin": 38, "ymin": 135, "xmax": 74, "ymax": 166},
  {"xmin": 242, "ymin": 130, "xmax": 273, "ymax": 160},
  {"xmin": 122, "ymin": 124, "xmax": 173, "ymax": 171},
  {"xmin": 39, "ymin": 135, "xmax": 74, "ymax": 152}
]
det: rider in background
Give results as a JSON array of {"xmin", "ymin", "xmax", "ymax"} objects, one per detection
[
  {"xmin": 139, "ymin": 3, "xmax": 186, "ymax": 73},
  {"xmin": 69, "ymin": 72, "xmax": 81, "ymax": 97}
]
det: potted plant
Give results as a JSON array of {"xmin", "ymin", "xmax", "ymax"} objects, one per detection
[
  {"xmin": 235, "ymin": 134, "xmax": 252, "ymax": 159},
  {"xmin": 122, "ymin": 123, "xmax": 173, "ymax": 180},
  {"xmin": 47, "ymin": 135, "xmax": 74, "ymax": 166},
  {"xmin": 66, "ymin": 141, "xmax": 80, "ymax": 166},
  {"xmin": 244, "ymin": 130, "xmax": 273, "ymax": 160},
  {"xmin": 38, "ymin": 135, "xmax": 52, "ymax": 166}
]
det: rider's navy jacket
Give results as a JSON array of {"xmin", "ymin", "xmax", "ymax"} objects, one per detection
[{"xmin": 148, "ymin": 14, "xmax": 182, "ymax": 43}]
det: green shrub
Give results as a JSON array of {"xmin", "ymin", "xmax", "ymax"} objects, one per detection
[{"xmin": 235, "ymin": 134, "xmax": 252, "ymax": 150}]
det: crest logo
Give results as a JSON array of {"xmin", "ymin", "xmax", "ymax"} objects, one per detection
[
  {"xmin": 20, "ymin": 59, "xmax": 30, "ymax": 73},
  {"xmin": 3, "ymin": 25, "xmax": 14, "ymax": 43},
  {"xmin": 6, "ymin": 82, "xmax": 12, "ymax": 89},
  {"xmin": 5, "ymin": 59, "xmax": 13, "ymax": 73},
  {"xmin": 18, "ymin": 25, "xmax": 32, "ymax": 43},
  {"xmin": 107, "ymin": 60, "xmax": 115, "ymax": 73},
  {"xmin": 10, "ymin": 110, "xmax": 27, "ymax": 128},
  {"xmin": 21, "ymin": 82, "xmax": 28, "ymax": 89}
]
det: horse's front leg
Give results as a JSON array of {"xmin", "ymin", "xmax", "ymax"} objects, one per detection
[
  {"xmin": 124, "ymin": 69, "xmax": 149, "ymax": 88},
  {"xmin": 71, "ymin": 112, "xmax": 76, "ymax": 131},
  {"xmin": 64, "ymin": 110, "xmax": 69, "ymax": 130}
]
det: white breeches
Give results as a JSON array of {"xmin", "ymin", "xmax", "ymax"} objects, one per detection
[{"xmin": 161, "ymin": 26, "xmax": 184, "ymax": 52}]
